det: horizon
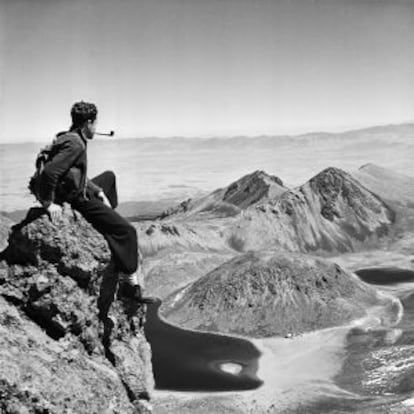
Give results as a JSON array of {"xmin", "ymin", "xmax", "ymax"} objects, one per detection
[
  {"xmin": 1, "ymin": 0, "xmax": 413, "ymax": 143},
  {"xmin": 1, "ymin": 121, "xmax": 413, "ymax": 146}
]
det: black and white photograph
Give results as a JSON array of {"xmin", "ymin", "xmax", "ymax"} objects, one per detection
[{"xmin": 1, "ymin": 0, "xmax": 414, "ymax": 412}]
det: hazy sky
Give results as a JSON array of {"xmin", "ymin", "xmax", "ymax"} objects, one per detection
[{"xmin": 0, "ymin": 0, "xmax": 413, "ymax": 142}]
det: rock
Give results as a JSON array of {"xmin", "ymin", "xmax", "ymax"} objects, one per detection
[
  {"xmin": 0, "ymin": 208, "xmax": 154, "ymax": 413},
  {"xmin": 0, "ymin": 296, "xmax": 135, "ymax": 413},
  {"xmin": 0, "ymin": 214, "xmax": 13, "ymax": 250},
  {"xmin": 162, "ymin": 250, "xmax": 389, "ymax": 337}
]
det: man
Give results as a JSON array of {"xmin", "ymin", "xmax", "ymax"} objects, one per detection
[{"xmin": 38, "ymin": 101, "xmax": 154, "ymax": 321}]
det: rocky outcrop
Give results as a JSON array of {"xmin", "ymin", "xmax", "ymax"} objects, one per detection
[
  {"xmin": 0, "ymin": 208, "xmax": 154, "ymax": 413},
  {"xmin": 228, "ymin": 167, "xmax": 395, "ymax": 253},
  {"xmin": 162, "ymin": 250, "xmax": 391, "ymax": 337}
]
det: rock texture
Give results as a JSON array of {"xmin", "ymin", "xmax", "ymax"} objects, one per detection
[
  {"xmin": 0, "ymin": 208, "xmax": 154, "ymax": 413},
  {"xmin": 162, "ymin": 250, "xmax": 388, "ymax": 337},
  {"xmin": 228, "ymin": 167, "xmax": 395, "ymax": 253}
]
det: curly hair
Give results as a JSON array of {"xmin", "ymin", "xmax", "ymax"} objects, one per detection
[{"xmin": 70, "ymin": 101, "xmax": 98, "ymax": 129}]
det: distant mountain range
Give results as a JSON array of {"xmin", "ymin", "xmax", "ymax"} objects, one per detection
[{"xmin": 124, "ymin": 122, "xmax": 414, "ymax": 148}]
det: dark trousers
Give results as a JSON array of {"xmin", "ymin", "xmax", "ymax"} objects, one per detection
[{"xmin": 71, "ymin": 170, "xmax": 138, "ymax": 274}]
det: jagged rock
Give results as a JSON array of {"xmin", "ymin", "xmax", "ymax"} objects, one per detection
[
  {"xmin": 308, "ymin": 167, "xmax": 387, "ymax": 222},
  {"xmin": 0, "ymin": 296, "xmax": 137, "ymax": 414},
  {"xmin": 0, "ymin": 209, "xmax": 154, "ymax": 413},
  {"xmin": 162, "ymin": 250, "xmax": 393, "ymax": 337}
]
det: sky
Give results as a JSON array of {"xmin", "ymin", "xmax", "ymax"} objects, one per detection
[{"xmin": 0, "ymin": 0, "xmax": 413, "ymax": 142}]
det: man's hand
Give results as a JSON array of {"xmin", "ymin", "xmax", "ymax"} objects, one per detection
[
  {"xmin": 97, "ymin": 191, "xmax": 111, "ymax": 208},
  {"xmin": 47, "ymin": 202, "xmax": 63, "ymax": 223}
]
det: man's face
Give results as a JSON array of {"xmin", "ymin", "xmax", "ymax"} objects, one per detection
[{"xmin": 85, "ymin": 119, "xmax": 97, "ymax": 140}]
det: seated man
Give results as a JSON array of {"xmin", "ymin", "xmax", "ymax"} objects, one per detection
[{"xmin": 37, "ymin": 101, "xmax": 154, "ymax": 320}]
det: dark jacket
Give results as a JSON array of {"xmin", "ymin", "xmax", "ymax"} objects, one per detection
[{"xmin": 39, "ymin": 130, "xmax": 102, "ymax": 204}]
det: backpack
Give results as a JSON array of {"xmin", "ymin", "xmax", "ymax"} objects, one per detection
[{"xmin": 28, "ymin": 143, "xmax": 54, "ymax": 202}]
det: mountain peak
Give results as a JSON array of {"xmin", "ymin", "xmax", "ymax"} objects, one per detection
[
  {"xmin": 162, "ymin": 170, "xmax": 287, "ymax": 219},
  {"xmin": 162, "ymin": 250, "xmax": 384, "ymax": 337},
  {"xmin": 306, "ymin": 167, "xmax": 378, "ymax": 221},
  {"xmin": 222, "ymin": 170, "xmax": 285, "ymax": 208}
]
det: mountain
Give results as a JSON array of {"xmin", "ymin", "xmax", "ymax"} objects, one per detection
[
  {"xmin": 227, "ymin": 167, "xmax": 395, "ymax": 253},
  {"xmin": 140, "ymin": 166, "xmax": 399, "ymax": 299},
  {"xmin": 161, "ymin": 170, "xmax": 287, "ymax": 219},
  {"xmin": 161, "ymin": 250, "xmax": 391, "ymax": 337},
  {"xmin": 353, "ymin": 163, "xmax": 414, "ymax": 208}
]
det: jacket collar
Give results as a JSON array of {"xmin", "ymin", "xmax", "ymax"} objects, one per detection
[{"xmin": 67, "ymin": 128, "xmax": 87, "ymax": 146}]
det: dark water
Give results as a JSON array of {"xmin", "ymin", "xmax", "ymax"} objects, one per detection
[
  {"xmin": 144, "ymin": 299, "xmax": 263, "ymax": 392},
  {"xmin": 355, "ymin": 267, "xmax": 414, "ymax": 285},
  {"xmin": 143, "ymin": 268, "xmax": 414, "ymax": 411}
]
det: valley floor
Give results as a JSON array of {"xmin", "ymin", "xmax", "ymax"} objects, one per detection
[{"xmin": 151, "ymin": 230, "xmax": 414, "ymax": 414}]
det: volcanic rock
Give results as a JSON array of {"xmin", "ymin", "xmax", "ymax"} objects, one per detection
[{"xmin": 0, "ymin": 208, "xmax": 154, "ymax": 413}]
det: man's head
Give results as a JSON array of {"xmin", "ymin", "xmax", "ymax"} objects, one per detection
[{"xmin": 70, "ymin": 101, "xmax": 98, "ymax": 140}]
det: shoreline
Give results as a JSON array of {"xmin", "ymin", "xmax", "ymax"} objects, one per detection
[{"xmin": 152, "ymin": 287, "xmax": 403, "ymax": 413}]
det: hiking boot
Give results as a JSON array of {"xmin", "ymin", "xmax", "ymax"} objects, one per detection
[{"xmin": 119, "ymin": 283, "xmax": 157, "ymax": 305}]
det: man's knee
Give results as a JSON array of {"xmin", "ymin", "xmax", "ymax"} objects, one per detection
[{"xmin": 102, "ymin": 170, "xmax": 116, "ymax": 183}]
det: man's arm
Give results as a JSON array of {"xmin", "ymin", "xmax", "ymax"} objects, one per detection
[{"xmin": 39, "ymin": 137, "xmax": 83, "ymax": 206}]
